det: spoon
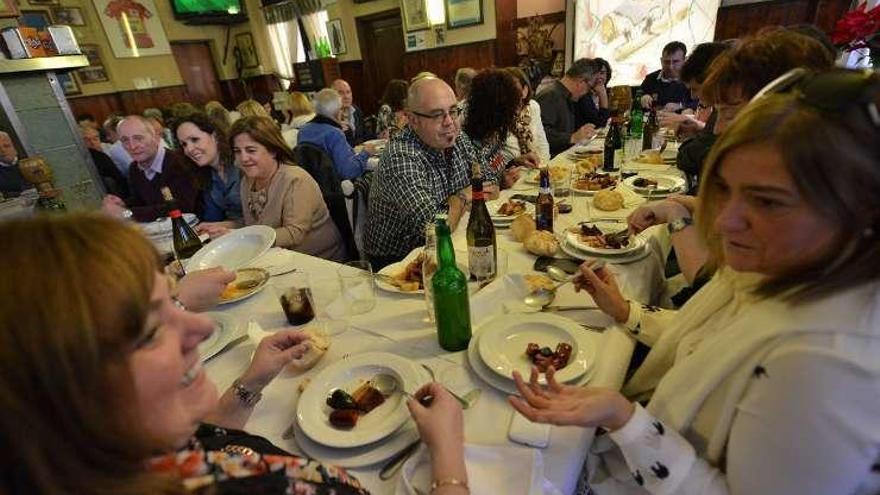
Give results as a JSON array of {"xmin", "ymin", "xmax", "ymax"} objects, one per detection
[
  {"xmin": 523, "ymin": 266, "xmax": 575, "ymax": 308},
  {"xmin": 373, "ymin": 374, "xmax": 433, "ymax": 406}
]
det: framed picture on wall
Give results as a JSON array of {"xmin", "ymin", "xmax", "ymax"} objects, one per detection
[
  {"xmin": 18, "ymin": 10, "xmax": 52, "ymax": 29},
  {"xmin": 235, "ymin": 32, "xmax": 259, "ymax": 69},
  {"xmin": 57, "ymin": 72, "xmax": 81, "ymax": 96},
  {"xmin": 445, "ymin": 0, "xmax": 482, "ymax": 29},
  {"xmin": 28, "ymin": 0, "xmax": 58, "ymax": 6},
  {"xmin": 0, "ymin": 0, "xmax": 20, "ymax": 19},
  {"xmin": 92, "ymin": 0, "xmax": 171, "ymax": 58},
  {"xmin": 52, "ymin": 6, "xmax": 85, "ymax": 25},
  {"xmin": 326, "ymin": 18, "xmax": 346, "ymax": 55},
  {"xmin": 77, "ymin": 44, "xmax": 110, "ymax": 83},
  {"xmin": 401, "ymin": 0, "xmax": 429, "ymax": 32}
]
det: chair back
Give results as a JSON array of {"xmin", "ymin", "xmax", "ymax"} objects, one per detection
[{"xmin": 292, "ymin": 143, "xmax": 358, "ymax": 260}]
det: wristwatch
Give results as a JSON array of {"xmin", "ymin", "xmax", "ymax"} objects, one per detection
[
  {"xmin": 667, "ymin": 216, "xmax": 693, "ymax": 234},
  {"xmin": 231, "ymin": 379, "xmax": 263, "ymax": 407}
]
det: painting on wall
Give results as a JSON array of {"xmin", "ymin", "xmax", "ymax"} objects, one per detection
[
  {"xmin": 92, "ymin": 0, "xmax": 171, "ymax": 58},
  {"xmin": 18, "ymin": 10, "xmax": 52, "ymax": 29},
  {"xmin": 28, "ymin": 0, "xmax": 58, "ymax": 6},
  {"xmin": 78, "ymin": 44, "xmax": 110, "ymax": 83},
  {"xmin": 235, "ymin": 32, "xmax": 259, "ymax": 68},
  {"xmin": 445, "ymin": 0, "xmax": 482, "ymax": 29},
  {"xmin": 57, "ymin": 72, "xmax": 81, "ymax": 96},
  {"xmin": 401, "ymin": 0, "xmax": 429, "ymax": 32},
  {"xmin": 52, "ymin": 6, "xmax": 86, "ymax": 25},
  {"xmin": 0, "ymin": 0, "xmax": 20, "ymax": 19},
  {"xmin": 326, "ymin": 18, "xmax": 346, "ymax": 55}
]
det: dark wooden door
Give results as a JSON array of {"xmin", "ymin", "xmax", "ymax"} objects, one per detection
[
  {"xmin": 357, "ymin": 11, "xmax": 405, "ymax": 117},
  {"xmin": 171, "ymin": 41, "xmax": 223, "ymax": 105}
]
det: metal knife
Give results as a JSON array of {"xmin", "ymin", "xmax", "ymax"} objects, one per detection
[{"xmin": 378, "ymin": 438, "xmax": 422, "ymax": 480}]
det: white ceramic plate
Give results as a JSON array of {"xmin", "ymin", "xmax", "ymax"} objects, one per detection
[
  {"xmin": 486, "ymin": 199, "xmax": 535, "ymax": 221},
  {"xmin": 376, "ymin": 249, "xmax": 468, "ymax": 295},
  {"xmin": 218, "ymin": 267, "xmax": 270, "ymax": 305},
  {"xmin": 296, "ymin": 352, "xmax": 429, "ymax": 449},
  {"xmin": 199, "ymin": 312, "xmax": 244, "ymax": 361},
  {"xmin": 187, "ymin": 225, "xmax": 275, "ymax": 271},
  {"xmin": 246, "ymin": 247, "xmax": 298, "ymax": 276},
  {"xmin": 623, "ymin": 174, "xmax": 686, "ymax": 195},
  {"xmin": 467, "ymin": 323, "xmax": 598, "ymax": 395},
  {"xmin": 293, "ymin": 418, "xmax": 419, "ymax": 469},
  {"xmin": 565, "ymin": 226, "xmax": 646, "ymax": 256},
  {"xmin": 140, "ymin": 213, "xmax": 199, "ymax": 237},
  {"xmin": 560, "ymin": 235, "xmax": 650, "ymax": 264},
  {"xmin": 477, "ymin": 313, "xmax": 593, "ymax": 384}
]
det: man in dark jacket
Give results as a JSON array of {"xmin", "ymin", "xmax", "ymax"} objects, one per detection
[
  {"xmin": 536, "ymin": 58, "xmax": 601, "ymax": 157},
  {"xmin": 331, "ymin": 79, "xmax": 367, "ymax": 146},
  {"xmin": 0, "ymin": 131, "xmax": 27, "ymax": 197},
  {"xmin": 640, "ymin": 41, "xmax": 697, "ymax": 111}
]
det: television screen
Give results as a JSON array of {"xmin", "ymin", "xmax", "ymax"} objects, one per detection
[{"xmin": 171, "ymin": 0, "xmax": 247, "ymax": 24}]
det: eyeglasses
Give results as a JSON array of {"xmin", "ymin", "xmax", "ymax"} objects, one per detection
[
  {"xmin": 411, "ymin": 107, "xmax": 461, "ymax": 122},
  {"xmin": 752, "ymin": 68, "xmax": 880, "ymax": 127}
]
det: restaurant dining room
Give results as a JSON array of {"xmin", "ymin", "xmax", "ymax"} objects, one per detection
[{"xmin": 2, "ymin": 0, "xmax": 880, "ymax": 493}]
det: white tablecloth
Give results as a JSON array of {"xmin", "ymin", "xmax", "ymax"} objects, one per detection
[{"xmin": 204, "ymin": 143, "xmax": 676, "ymax": 494}]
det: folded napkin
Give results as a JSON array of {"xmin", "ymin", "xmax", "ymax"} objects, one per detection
[
  {"xmin": 395, "ymin": 443, "xmax": 562, "ymax": 495},
  {"xmin": 246, "ymin": 247, "xmax": 297, "ymax": 276}
]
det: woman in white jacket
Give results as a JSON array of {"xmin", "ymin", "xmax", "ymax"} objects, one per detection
[
  {"xmin": 502, "ymin": 67, "xmax": 551, "ymax": 165},
  {"xmin": 511, "ymin": 68, "xmax": 880, "ymax": 495}
]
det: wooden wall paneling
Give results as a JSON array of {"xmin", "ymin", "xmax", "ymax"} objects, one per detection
[
  {"xmin": 340, "ymin": 61, "xmax": 371, "ymax": 114},
  {"xmin": 117, "ymin": 85, "xmax": 190, "ymax": 117},
  {"xmin": 219, "ymin": 78, "xmax": 249, "ymax": 107},
  {"xmin": 67, "ymin": 93, "xmax": 123, "ymax": 126},
  {"xmin": 494, "ymin": 0, "xmax": 518, "ymax": 67},
  {"xmin": 402, "ymin": 40, "xmax": 497, "ymax": 87},
  {"xmin": 714, "ymin": 1, "xmax": 812, "ymax": 41}
]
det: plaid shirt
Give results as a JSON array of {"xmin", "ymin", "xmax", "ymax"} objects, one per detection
[{"xmin": 364, "ymin": 126, "xmax": 477, "ymax": 259}]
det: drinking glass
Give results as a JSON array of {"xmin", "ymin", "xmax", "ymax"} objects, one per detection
[
  {"xmin": 551, "ymin": 167, "xmax": 572, "ymax": 201},
  {"xmin": 338, "ymin": 260, "xmax": 377, "ymax": 315},
  {"xmin": 275, "ymin": 272, "xmax": 316, "ymax": 326}
]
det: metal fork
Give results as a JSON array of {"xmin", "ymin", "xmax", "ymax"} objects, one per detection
[{"xmin": 420, "ymin": 364, "xmax": 480, "ymax": 409}]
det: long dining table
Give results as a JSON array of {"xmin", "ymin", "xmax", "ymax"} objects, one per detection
[{"xmin": 201, "ymin": 142, "xmax": 683, "ymax": 494}]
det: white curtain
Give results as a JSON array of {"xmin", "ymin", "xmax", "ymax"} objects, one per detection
[
  {"xmin": 299, "ymin": 10, "xmax": 330, "ymax": 58},
  {"xmin": 266, "ymin": 20, "xmax": 305, "ymax": 88}
]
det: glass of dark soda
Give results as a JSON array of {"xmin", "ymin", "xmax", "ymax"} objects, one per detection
[{"xmin": 275, "ymin": 273, "xmax": 316, "ymax": 326}]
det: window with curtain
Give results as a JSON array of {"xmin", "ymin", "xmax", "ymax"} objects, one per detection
[
  {"xmin": 266, "ymin": 20, "xmax": 305, "ymax": 88},
  {"xmin": 264, "ymin": 0, "xmax": 330, "ymax": 88}
]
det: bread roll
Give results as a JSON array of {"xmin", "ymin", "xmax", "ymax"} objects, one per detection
[
  {"xmin": 287, "ymin": 328, "xmax": 330, "ymax": 372},
  {"xmin": 593, "ymin": 189, "xmax": 625, "ymax": 212},
  {"xmin": 511, "ymin": 213, "xmax": 536, "ymax": 242},
  {"xmin": 524, "ymin": 230, "xmax": 558, "ymax": 257}
]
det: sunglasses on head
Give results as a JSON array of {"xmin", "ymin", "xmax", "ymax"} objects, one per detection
[{"xmin": 752, "ymin": 68, "xmax": 880, "ymax": 127}]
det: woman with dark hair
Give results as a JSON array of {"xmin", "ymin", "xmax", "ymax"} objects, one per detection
[
  {"xmin": 174, "ymin": 112, "xmax": 242, "ymax": 236},
  {"xmin": 502, "ymin": 66, "xmax": 550, "ymax": 165},
  {"xmin": 464, "ymin": 68, "xmax": 535, "ymax": 188},
  {"xmin": 511, "ymin": 69, "xmax": 880, "ymax": 494},
  {"xmin": 229, "ymin": 116, "xmax": 346, "ymax": 261},
  {"xmin": 376, "ymin": 79, "xmax": 409, "ymax": 139},
  {"xmin": 0, "ymin": 213, "xmax": 373, "ymax": 494}
]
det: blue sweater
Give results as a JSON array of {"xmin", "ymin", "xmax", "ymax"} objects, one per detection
[{"xmin": 297, "ymin": 117, "xmax": 370, "ymax": 180}]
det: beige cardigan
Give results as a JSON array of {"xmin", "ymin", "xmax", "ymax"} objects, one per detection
[{"xmin": 241, "ymin": 164, "xmax": 346, "ymax": 262}]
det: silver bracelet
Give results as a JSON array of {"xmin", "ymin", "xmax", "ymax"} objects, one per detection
[{"xmin": 231, "ymin": 379, "xmax": 263, "ymax": 407}]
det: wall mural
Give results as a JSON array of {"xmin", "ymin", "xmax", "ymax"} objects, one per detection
[{"xmin": 574, "ymin": 0, "xmax": 721, "ymax": 85}]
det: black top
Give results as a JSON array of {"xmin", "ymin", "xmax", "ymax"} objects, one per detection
[
  {"xmin": 0, "ymin": 162, "xmax": 27, "ymax": 197},
  {"xmin": 676, "ymin": 110, "xmax": 718, "ymax": 194},
  {"xmin": 343, "ymin": 105, "xmax": 367, "ymax": 146},
  {"xmin": 639, "ymin": 70, "xmax": 697, "ymax": 110},
  {"xmin": 574, "ymin": 93, "xmax": 610, "ymax": 129},
  {"xmin": 89, "ymin": 148, "xmax": 130, "ymax": 199}
]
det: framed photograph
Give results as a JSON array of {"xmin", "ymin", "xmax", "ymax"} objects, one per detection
[
  {"xmin": 401, "ymin": 0, "xmax": 429, "ymax": 32},
  {"xmin": 0, "ymin": 0, "xmax": 20, "ymax": 19},
  {"xmin": 57, "ymin": 72, "xmax": 81, "ymax": 96},
  {"xmin": 326, "ymin": 18, "xmax": 346, "ymax": 55},
  {"xmin": 52, "ymin": 6, "xmax": 85, "ymax": 25},
  {"xmin": 235, "ymin": 32, "xmax": 259, "ymax": 68},
  {"xmin": 18, "ymin": 9, "xmax": 52, "ymax": 29},
  {"xmin": 92, "ymin": 0, "xmax": 171, "ymax": 58},
  {"xmin": 445, "ymin": 0, "xmax": 482, "ymax": 29},
  {"xmin": 77, "ymin": 44, "xmax": 109, "ymax": 83},
  {"xmin": 27, "ymin": 0, "xmax": 58, "ymax": 5}
]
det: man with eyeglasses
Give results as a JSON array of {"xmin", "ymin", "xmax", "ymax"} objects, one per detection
[
  {"xmin": 536, "ymin": 58, "xmax": 600, "ymax": 157},
  {"xmin": 574, "ymin": 59, "xmax": 611, "ymax": 130},
  {"xmin": 364, "ymin": 77, "xmax": 479, "ymax": 270}
]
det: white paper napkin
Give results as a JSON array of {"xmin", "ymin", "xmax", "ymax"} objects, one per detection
[{"xmin": 395, "ymin": 443, "xmax": 562, "ymax": 495}]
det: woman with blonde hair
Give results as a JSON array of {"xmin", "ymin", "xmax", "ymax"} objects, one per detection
[
  {"xmin": 280, "ymin": 91, "xmax": 316, "ymax": 148},
  {"xmin": 511, "ymin": 69, "xmax": 880, "ymax": 494},
  {"xmin": 228, "ymin": 116, "xmax": 347, "ymax": 261},
  {"xmin": 204, "ymin": 100, "xmax": 232, "ymax": 132},
  {"xmin": 236, "ymin": 99, "xmax": 271, "ymax": 119}
]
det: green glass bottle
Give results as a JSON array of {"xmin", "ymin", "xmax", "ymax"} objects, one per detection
[{"xmin": 432, "ymin": 215, "xmax": 472, "ymax": 352}]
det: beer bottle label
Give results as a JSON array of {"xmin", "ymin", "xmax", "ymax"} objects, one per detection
[
  {"xmin": 468, "ymin": 245, "xmax": 496, "ymax": 279},
  {"xmin": 614, "ymin": 149, "xmax": 624, "ymax": 168}
]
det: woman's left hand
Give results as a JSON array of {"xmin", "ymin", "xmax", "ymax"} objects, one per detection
[
  {"xmin": 503, "ymin": 166, "xmax": 522, "ymax": 188},
  {"xmin": 508, "ymin": 367, "xmax": 635, "ymax": 430},
  {"xmin": 240, "ymin": 329, "xmax": 311, "ymax": 390}
]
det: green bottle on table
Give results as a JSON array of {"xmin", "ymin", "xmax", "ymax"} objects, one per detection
[{"xmin": 432, "ymin": 215, "xmax": 472, "ymax": 352}]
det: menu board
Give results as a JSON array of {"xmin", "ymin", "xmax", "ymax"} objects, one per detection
[{"xmin": 573, "ymin": 0, "xmax": 721, "ymax": 86}]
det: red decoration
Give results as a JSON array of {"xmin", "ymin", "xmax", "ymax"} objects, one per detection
[{"xmin": 830, "ymin": 2, "xmax": 880, "ymax": 50}]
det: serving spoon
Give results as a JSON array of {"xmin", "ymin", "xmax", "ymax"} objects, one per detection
[{"xmin": 523, "ymin": 265, "xmax": 575, "ymax": 308}]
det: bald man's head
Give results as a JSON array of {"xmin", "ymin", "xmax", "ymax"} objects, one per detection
[
  {"xmin": 118, "ymin": 115, "xmax": 160, "ymax": 166},
  {"xmin": 81, "ymin": 127, "xmax": 102, "ymax": 152},
  {"xmin": 331, "ymin": 79, "xmax": 353, "ymax": 108},
  {"xmin": 405, "ymin": 78, "xmax": 459, "ymax": 150}
]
